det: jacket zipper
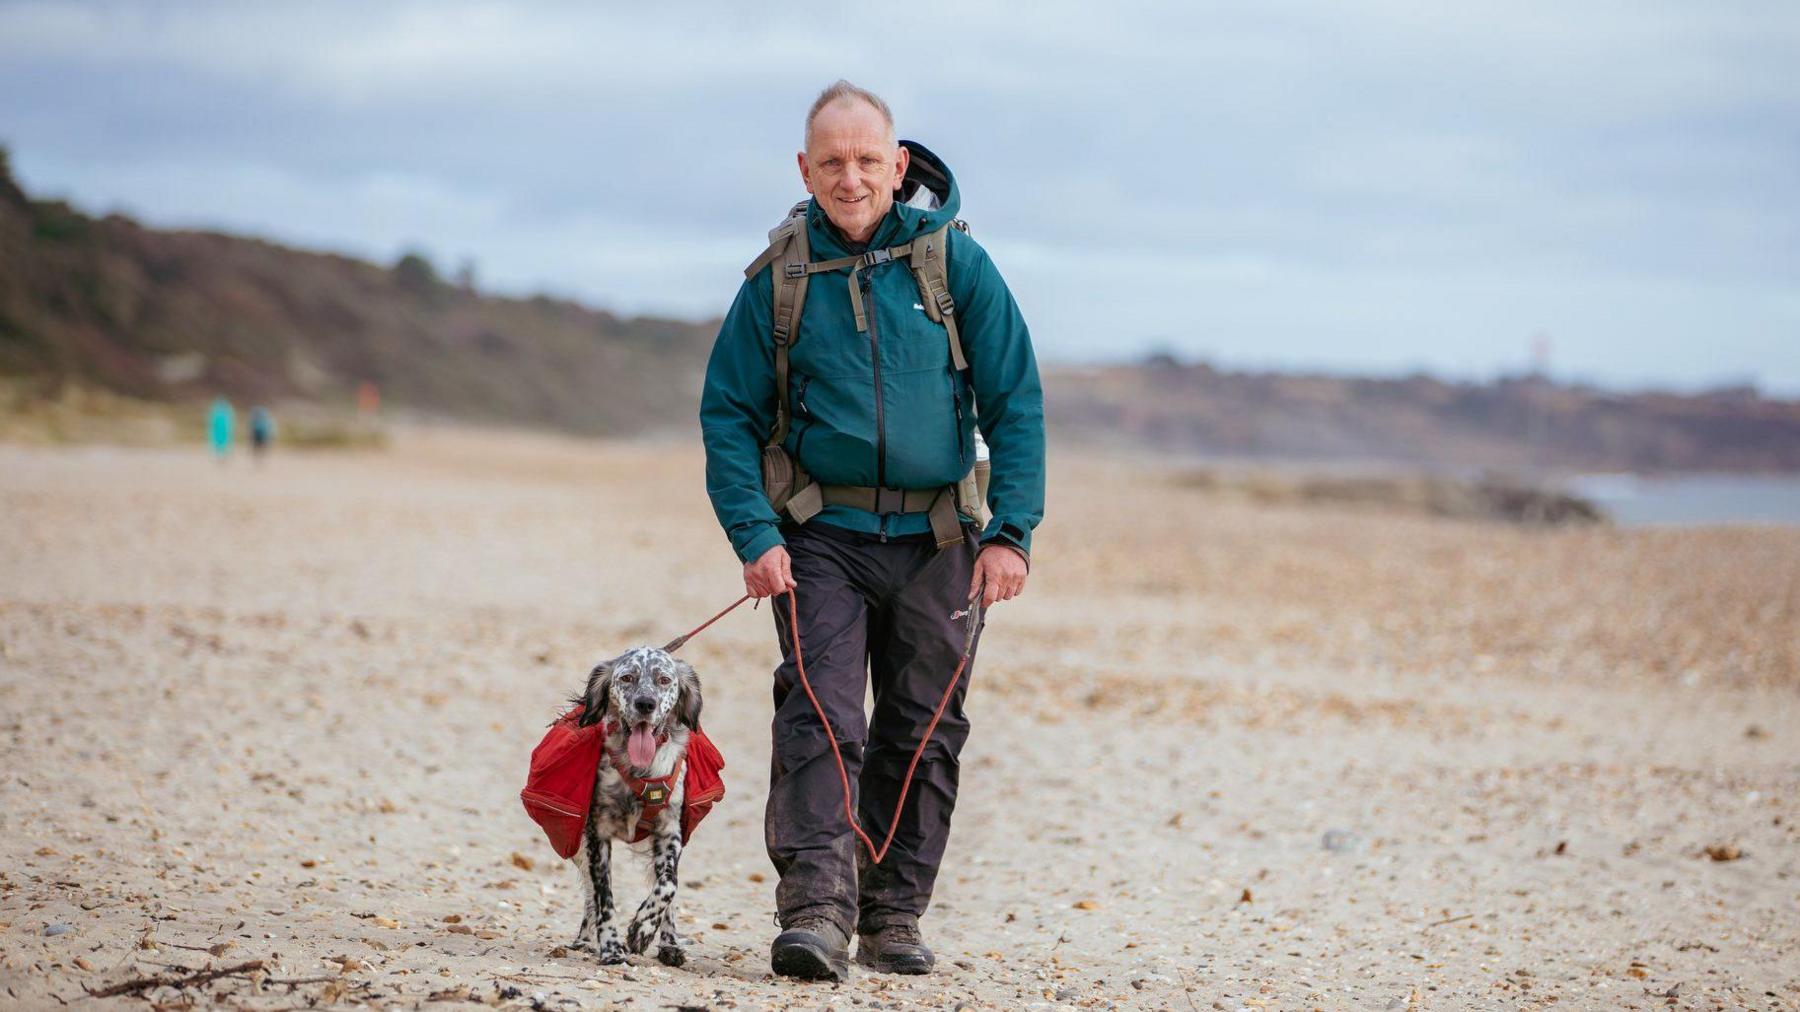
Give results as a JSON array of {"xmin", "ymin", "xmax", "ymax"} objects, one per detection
[
  {"xmin": 951, "ymin": 375, "xmax": 967, "ymax": 468},
  {"xmin": 861, "ymin": 270, "xmax": 887, "ymax": 490},
  {"xmin": 793, "ymin": 375, "xmax": 812, "ymax": 458}
]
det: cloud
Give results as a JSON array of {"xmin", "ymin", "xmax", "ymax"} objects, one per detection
[{"xmin": 3, "ymin": 0, "xmax": 1796, "ymax": 391}]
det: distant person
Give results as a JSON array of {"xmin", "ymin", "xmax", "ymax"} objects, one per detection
[
  {"xmin": 249, "ymin": 406, "xmax": 275, "ymax": 462},
  {"xmin": 207, "ymin": 397, "xmax": 234, "ymax": 462},
  {"xmin": 701, "ymin": 81, "xmax": 1044, "ymax": 980}
]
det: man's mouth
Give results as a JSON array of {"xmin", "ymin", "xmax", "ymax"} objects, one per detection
[
  {"xmin": 627, "ymin": 720, "xmax": 658, "ymax": 768},
  {"xmin": 837, "ymin": 194, "xmax": 867, "ymax": 204}
]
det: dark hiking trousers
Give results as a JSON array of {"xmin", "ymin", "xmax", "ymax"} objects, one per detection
[{"xmin": 766, "ymin": 520, "xmax": 984, "ymax": 936}]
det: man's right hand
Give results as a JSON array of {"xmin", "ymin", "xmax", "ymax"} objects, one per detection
[{"xmin": 744, "ymin": 545, "xmax": 796, "ymax": 598}]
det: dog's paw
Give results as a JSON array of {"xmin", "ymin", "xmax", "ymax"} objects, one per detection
[
  {"xmin": 593, "ymin": 928, "xmax": 626, "ymax": 965},
  {"xmin": 625, "ymin": 917, "xmax": 653, "ymax": 955},
  {"xmin": 565, "ymin": 934, "xmax": 595, "ymax": 953},
  {"xmin": 656, "ymin": 943, "xmax": 686, "ymax": 968}
]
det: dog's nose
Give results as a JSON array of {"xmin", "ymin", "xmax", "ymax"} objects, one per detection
[{"xmin": 632, "ymin": 697, "xmax": 657, "ymax": 716}]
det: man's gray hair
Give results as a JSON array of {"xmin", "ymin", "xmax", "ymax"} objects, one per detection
[{"xmin": 804, "ymin": 80, "xmax": 895, "ymax": 148}]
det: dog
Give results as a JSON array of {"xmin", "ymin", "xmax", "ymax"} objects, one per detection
[{"xmin": 566, "ymin": 646, "xmax": 703, "ymax": 967}]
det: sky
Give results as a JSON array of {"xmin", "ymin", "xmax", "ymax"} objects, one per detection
[{"xmin": 3, "ymin": 0, "xmax": 1797, "ymax": 394}]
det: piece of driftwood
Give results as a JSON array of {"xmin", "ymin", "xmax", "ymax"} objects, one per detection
[{"xmin": 86, "ymin": 960, "xmax": 266, "ymax": 999}]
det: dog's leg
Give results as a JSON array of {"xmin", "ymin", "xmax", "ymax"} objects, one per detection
[
  {"xmin": 592, "ymin": 837, "xmax": 624, "ymax": 964},
  {"xmin": 626, "ymin": 824, "xmax": 684, "ymax": 966},
  {"xmin": 568, "ymin": 843, "xmax": 596, "ymax": 952},
  {"xmin": 653, "ymin": 835, "xmax": 685, "ymax": 967},
  {"xmin": 580, "ymin": 821, "xmax": 625, "ymax": 964}
]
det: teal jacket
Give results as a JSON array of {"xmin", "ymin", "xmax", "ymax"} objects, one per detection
[{"xmin": 700, "ymin": 142, "xmax": 1045, "ymax": 565}]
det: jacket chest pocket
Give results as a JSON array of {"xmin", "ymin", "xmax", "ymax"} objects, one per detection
[
  {"xmin": 789, "ymin": 289, "xmax": 867, "ymax": 380},
  {"xmin": 877, "ymin": 270, "xmax": 955, "ymax": 375}
]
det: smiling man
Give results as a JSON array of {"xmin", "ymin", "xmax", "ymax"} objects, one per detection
[{"xmin": 700, "ymin": 81, "xmax": 1045, "ymax": 980}]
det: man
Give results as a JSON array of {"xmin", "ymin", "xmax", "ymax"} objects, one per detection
[{"xmin": 700, "ymin": 80, "xmax": 1044, "ymax": 981}]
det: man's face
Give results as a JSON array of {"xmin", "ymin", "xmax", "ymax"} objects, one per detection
[{"xmin": 798, "ymin": 98, "xmax": 909, "ymax": 246}]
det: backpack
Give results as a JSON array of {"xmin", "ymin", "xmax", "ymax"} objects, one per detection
[
  {"xmin": 519, "ymin": 706, "xmax": 726, "ymax": 857},
  {"xmin": 742, "ymin": 202, "xmax": 988, "ymax": 549}
]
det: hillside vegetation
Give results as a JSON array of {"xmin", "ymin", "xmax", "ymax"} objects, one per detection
[
  {"xmin": 1049, "ymin": 358, "xmax": 1800, "ymax": 473},
  {"xmin": 0, "ymin": 149, "xmax": 713, "ymax": 436}
]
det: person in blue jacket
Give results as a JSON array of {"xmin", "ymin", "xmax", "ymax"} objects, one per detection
[
  {"xmin": 207, "ymin": 397, "xmax": 234, "ymax": 462},
  {"xmin": 700, "ymin": 80, "xmax": 1045, "ymax": 981}
]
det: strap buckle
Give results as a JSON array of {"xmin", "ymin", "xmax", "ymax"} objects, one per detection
[
  {"xmin": 641, "ymin": 783, "xmax": 669, "ymax": 806},
  {"xmin": 934, "ymin": 290, "xmax": 956, "ymax": 315},
  {"xmin": 783, "ymin": 263, "xmax": 807, "ymax": 279},
  {"xmin": 873, "ymin": 486, "xmax": 906, "ymax": 515},
  {"xmin": 860, "ymin": 249, "xmax": 893, "ymax": 269}
]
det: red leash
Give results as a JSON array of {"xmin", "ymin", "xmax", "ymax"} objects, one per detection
[
  {"xmin": 662, "ymin": 593, "xmax": 754, "ymax": 653},
  {"xmin": 664, "ymin": 586, "xmax": 982, "ymax": 865}
]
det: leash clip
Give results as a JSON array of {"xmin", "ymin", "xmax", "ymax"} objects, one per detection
[{"xmin": 952, "ymin": 578, "xmax": 988, "ymax": 621}]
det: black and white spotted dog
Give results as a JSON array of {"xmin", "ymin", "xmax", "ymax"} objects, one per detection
[{"xmin": 568, "ymin": 646, "xmax": 703, "ymax": 967}]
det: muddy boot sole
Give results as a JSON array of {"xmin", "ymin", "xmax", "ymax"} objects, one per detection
[
  {"xmin": 855, "ymin": 943, "xmax": 934, "ymax": 975},
  {"xmin": 770, "ymin": 927, "xmax": 850, "ymax": 982}
]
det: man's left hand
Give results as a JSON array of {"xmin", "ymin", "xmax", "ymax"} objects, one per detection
[{"xmin": 969, "ymin": 545, "xmax": 1028, "ymax": 608}]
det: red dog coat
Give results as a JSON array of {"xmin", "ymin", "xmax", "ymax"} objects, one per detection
[{"xmin": 520, "ymin": 706, "xmax": 725, "ymax": 859}]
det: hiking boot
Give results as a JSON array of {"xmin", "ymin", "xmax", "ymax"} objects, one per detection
[
  {"xmin": 770, "ymin": 918, "xmax": 850, "ymax": 982},
  {"xmin": 855, "ymin": 920, "xmax": 935, "ymax": 975}
]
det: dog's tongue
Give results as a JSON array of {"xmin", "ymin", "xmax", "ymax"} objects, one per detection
[{"xmin": 627, "ymin": 724, "xmax": 658, "ymax": 768}]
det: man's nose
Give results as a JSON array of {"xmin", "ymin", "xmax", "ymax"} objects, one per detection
[{"xmin": 632, "ymin": 697, "xmax": 657, "ymax": 717}]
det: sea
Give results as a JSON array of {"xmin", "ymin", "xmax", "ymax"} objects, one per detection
[{"xmin": 1562, "ymin": 473, "xmax": 1800, "ymax": 528}]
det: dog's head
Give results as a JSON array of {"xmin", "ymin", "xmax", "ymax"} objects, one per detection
[{"xmin": 576, "ymin": 646, "xmax": 703, "ymax": 749}]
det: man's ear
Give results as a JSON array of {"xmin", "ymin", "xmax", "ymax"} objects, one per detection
[
  {"xmin": 892, "ymin": 144, "xmax": 910, "ymax": 191},
  {"xmin": 674, "ymin": 661, "xmax": 703, "ymax": 730},
  {"xmin": 797, "ymin": 151, "xmax": 815, "ymax": 194},
  {"xmin": 576, "ymin": 662, "xmax": 611, "ymax": 727}
]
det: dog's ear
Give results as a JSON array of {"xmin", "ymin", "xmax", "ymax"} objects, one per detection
[
  {"xmin": 576, "ymin": 661, "xmax": 612, "ymax": 727},
  {"xmin": 674, "ymin": 660, "xmax": 703, "ymax": 730}
]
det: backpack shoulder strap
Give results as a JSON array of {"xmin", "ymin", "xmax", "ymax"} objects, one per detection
[
  {"xmin": 742, "ymin": 202, "xmax": 812, "ymax": 447},
  {"xmin": 743, "ymin": 200, "xmax": 810, "ymax": 280},
  {"xmin": 907, "ymin": 223, "xmax": 967, "ymax": 371}
]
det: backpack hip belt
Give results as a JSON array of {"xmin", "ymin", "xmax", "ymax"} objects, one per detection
[{"xmin": 820, "ymin": 483, "xmax": 965, "ymax": 551}]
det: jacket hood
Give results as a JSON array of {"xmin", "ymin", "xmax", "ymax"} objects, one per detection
[{"xmin": 807, "ymin": 139, "xmax": 960, "ymax": 256}]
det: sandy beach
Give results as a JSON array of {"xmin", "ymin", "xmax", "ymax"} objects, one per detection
[{"xmin": 2, "ymin": 429, "xmax": 1796, "ymax": 1010}]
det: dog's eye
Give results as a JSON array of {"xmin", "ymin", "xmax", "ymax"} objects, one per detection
[{"xmin": 657, "ymin": 676, "xmax": 672, "ymax": 686}]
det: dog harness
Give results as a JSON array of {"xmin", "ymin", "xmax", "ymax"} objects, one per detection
[
  {"xmin": 604, "ymin": 721, "xmax": 682, "ymax": 845},
  {"xmin": 520, "ymin": 707, "xmax": 726, "ymax": 858}
]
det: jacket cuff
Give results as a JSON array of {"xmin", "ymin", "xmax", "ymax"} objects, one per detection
[
  {"xmin": 982, "ymin": 542, "xmax": 1031, "ymax": 572},
  {"xmin": 734, "ymin": 524, "xmax": 787, "ymax": 565},
  {"xmin": 979, "ymin": 520, "xmax": 1032, "ymax": 569}
]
